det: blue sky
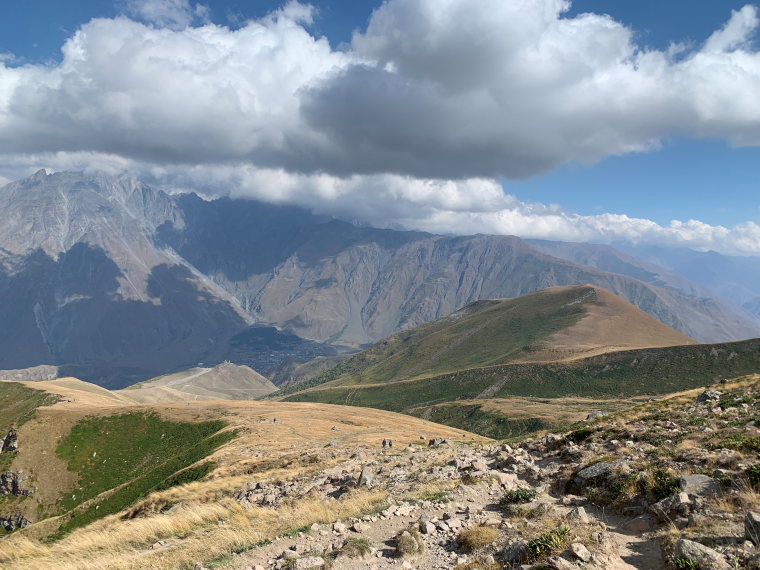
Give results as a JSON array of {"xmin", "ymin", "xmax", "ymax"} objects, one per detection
[{"xmin": 0, "ymin": 0, "xmax": 759, "ymax": 253}]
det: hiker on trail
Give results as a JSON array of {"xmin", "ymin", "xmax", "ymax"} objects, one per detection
[
  {"xmin": 382, "ymin": 439, "xmax": 387, "ymax": 448},
  {"xmin": 388, "ymin": 439, "xmax": 393, "ymax": 448}
]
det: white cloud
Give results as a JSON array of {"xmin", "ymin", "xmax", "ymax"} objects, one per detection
[
  {"xmin": 125, "ymin": 0, "xmax": 210, "ymax": 30},
  {"xmin": 115, "ymin": 159, "xmax": 760, "ymax": 257},
  {"xmin": 0, "ymin": 1, "xmax": 760, "ymax": 256},
  {"xmin": 1, "ymin": 1, "xmax": 760, "ymax": 178}
]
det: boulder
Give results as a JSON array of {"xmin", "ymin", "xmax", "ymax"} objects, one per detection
[
  {"xmin": 358, "ymin": 468, "xmax": 373, "ymax": 487},
  {"xmin": 680, "ymin": 474, "xmax": 721, "ymax": 497},
  {"xmin": 574, "ymin": 462, "xmax": 612, "ymax": 486},
  {"xmin": 674, "ymin": 539, "xmax": 730, "ymax": 570},
  {"xmin": 696, "ymin": 390, "xmax": 722, "ymax": 404},
  {"xmin": 624, "ymin": 515, "xmax": 655, "ymax": 532},
  {"xmin": 570, "ymin": 542, "xmax": 592, "ymax": 562},
  {"xmin": 567, "ymin": 506, "xmax": 591, "ymax": 524},
  {"xmin": 650, "ymin": 493, "xmax": 691, "ymax": 521}
]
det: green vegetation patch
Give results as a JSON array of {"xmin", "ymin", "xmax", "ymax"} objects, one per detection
[
  {"xmin": 53, "ymin": 412, "xmax": 235, "ymax": 537},
  {"xmin": 0, "ymin": 382, "xmax": 58, "ymax": 432},
  {"xmin": 525, "ymin": 526, "xmax": 571, "ymax": 562},
  {"xmin": 708, "ymin": 434, "xmax": 760, "ymax": 453},
  {"xmin": 285, "ymin": 339, "xmax": 760, "ymax": 417},
  {"xmin": 499, "ymin": 488, "xmax": 538, "ymax": 506},
  {"xmin": 410, "ymin": 404, "xmax": 547, "ymax": 439}
]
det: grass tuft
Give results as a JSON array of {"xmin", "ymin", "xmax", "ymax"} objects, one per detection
[{"xmin": 458, "ymin": 526, "xmax": 500, "ymax": 552}]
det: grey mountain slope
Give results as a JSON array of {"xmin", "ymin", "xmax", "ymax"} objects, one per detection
[
  {"xmin": 528, "ymin": 239, "xmax": 760, "ymax": 341},
  {"xmin": 162, "ymin": 198, "xmax": 760, "ymax": 344},
  {"xmin": 617, "ymin": 244, "xmax": 760, "ymax": 322},
  {"xmin": 0, "ymin": 171, "xmax": 252, "ymax": 387},
  {"xmin": 1, "ymin": 170, "xmax": 758, "ymax": 389}
]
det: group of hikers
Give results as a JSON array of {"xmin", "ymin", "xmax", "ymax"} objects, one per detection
[{"xmin": 381, "ymin": 438, "xmax": 393, "ymax": 448}]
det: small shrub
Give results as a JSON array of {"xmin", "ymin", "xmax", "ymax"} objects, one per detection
[
  {"xmin": 525, "ymin": 526, "xmax": 570, "ymax": 562},
  {"xmin": 339, "ymin": 537, "xmax": 372, "ymax": 558},
  {"xmin": 395, "ymin": 527, "xmax": 424, "ymax": 556},
  {"xmin": 747, "ymin": 464, "xmax": 760, "ymax": 488},
  {"xmin": 458, "ymin": 526, "xmax": 500, "ymax": 552},
  {"xmin": 499, "ymin": 488, "xmax": 537, "ymax": 506},
  {"xmin": 672, "ymin": 557, "xmax": 698, "ymax": 570},
  {"xmin": 567, "ymin": 428, "xmax": 594, "ymax": 443},
  {"xmin": 282, "ymin": 525, "xmax": 310, "ymax": 538},
  {"xmin": 648, "ymin": 468, "xmax": 681, "ymax": 502}
]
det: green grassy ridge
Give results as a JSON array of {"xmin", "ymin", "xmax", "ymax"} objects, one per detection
[
  {"xmin": 281, "ymin": 287, "xmax": 596, "ymax": 395},
  {"xmin": 53, "ymin": 412, "xmax": 235, "ymax": 537},
  {"xmin": 409, "ymin": 404, "xmax": 547, "ymax": 440},
  {"xmin": 283, "ymin": 338, "xmax": 760, "ymax": 418},
  {"xmin": 0, "ymin": 382, "xmax": 58, "ymax": 472}
]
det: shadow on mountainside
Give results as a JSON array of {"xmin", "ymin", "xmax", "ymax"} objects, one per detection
[{"xmin": 0, "ymin": 244, "xmax": 248, "ymax": 388}]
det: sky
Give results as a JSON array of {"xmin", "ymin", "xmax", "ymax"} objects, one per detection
[{"xmin": 0, "ymin": 0, "xmax": 759, "ymax": 255}]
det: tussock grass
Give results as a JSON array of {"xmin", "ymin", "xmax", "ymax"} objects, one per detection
[
  {"xmin": 458, "ymin": 526, "xmax": 500, "ymax": 552},
  {"xmin": 0, "ymin": 489, "xmax": 389, "ymax": 570}
]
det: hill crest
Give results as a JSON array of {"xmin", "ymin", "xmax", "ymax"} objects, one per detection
[{"xmin": 308, "ymin": 284, "xmax": 696, "ymax": 388}]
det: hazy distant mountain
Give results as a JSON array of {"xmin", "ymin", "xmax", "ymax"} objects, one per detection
[
  {"xmin": 0, "ymin": 170, "xmax": 757, "ymax": 387},
  {"xmin": 616, "ymin": 244, "xmax": 760, "ymax": 322}
]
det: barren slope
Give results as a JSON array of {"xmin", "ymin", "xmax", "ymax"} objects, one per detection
[
  {"xmin": 514, "ymin": 285, "xmax": 696, "ymax": 363},
  {"xmin": 119, "ymin": 362, "xmax": 278, "ymax": 403}
]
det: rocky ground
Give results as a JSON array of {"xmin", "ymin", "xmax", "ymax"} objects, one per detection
[{"xmin": 186, "ymin": 379, "xmax": 760, "ymax": 570}]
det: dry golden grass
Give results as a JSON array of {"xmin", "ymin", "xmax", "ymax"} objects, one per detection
[
  {"xmin": 458, "ymin": 526, "xmax": 500, "ymax": 552},
  {"xmin": 0, "ymin": 377, "xmax": 482, "ymax": 569},
  {"xmin": 1, "ymin": 490, "xmax": 389, "ymax": 570}
]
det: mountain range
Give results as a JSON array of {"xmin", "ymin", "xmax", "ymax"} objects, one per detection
[{"xmin": 1, "ymin": 170, "xmax": 758, "ymax": 387}]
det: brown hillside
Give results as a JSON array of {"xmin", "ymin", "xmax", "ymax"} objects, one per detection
[
  {"xmin": 117, "ymin": 362, "xmax": 278, "ymax": 403},
  {"xmin": 513, "ymin": 284, "xmax": 696, "ymax": 363}
]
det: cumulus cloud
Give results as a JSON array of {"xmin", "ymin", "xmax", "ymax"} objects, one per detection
[
  {"xmin": 1, "ymin": 1, "xmax": 760, "ymax": 255},
  {"xmin": 2, "ymin": 0, "xmax": 760, "ymax": 178}
]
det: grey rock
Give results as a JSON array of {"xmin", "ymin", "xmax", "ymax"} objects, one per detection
[
  {"xmin": 624, "ymin": 515, "xmax": 655, "ymax": 532},
  {"xmin": 0, "ymin": 513, "xmax": 31, "ymax": 531},
  {"xmin": 548, "ymin": 556, "xmax": 576, "ymax": 570},
  {"xmin": 291, "ymin": 557, "xmax": 325, "ymax": 569},
  {"xmin": 1, "ymin": 429, "xmax": 18, "ymax": 452},
  {"xmin": 697, "ymin": 390, "xmax": 723, "ymax": 403},
  {"xmin": 680, "ymin": 474, "xmax": 721, "ymax": 497},
  {"xmin": 358, "ymin": 468, "xmax": 373, "ymax": 487},
  {"xmin": 501, "ymin": 540, "xmax": 528, "ymax": 563},
  {"xmin": 567, "ymin": 506, "xmax": 590, "ymax": 524},
  {"xmin": 746, "ymin": 511, "xmax": 760, "ymax": 545},
  {"xmin": 570, "ymin": 542, "xmax": 592, "ymax": 562},
  {"xmin": 674, "ymin": 539, "xmax": 731, "ymax": 570},
  {"xmin": 574, "ymin": 462, "xmax": 612, "ymax": 486},
  {"xmin": 651, "ymin": 493, "xmax": 691, "ymax": 521}
]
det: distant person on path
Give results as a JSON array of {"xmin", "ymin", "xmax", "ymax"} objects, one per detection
[
  {"xmin": 388, "ymin": 439, "xmax": 393, "ymax": 448},
  {"xmin": 382, "ymin": 439, "xmax": 387, "ymax": 448}
]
